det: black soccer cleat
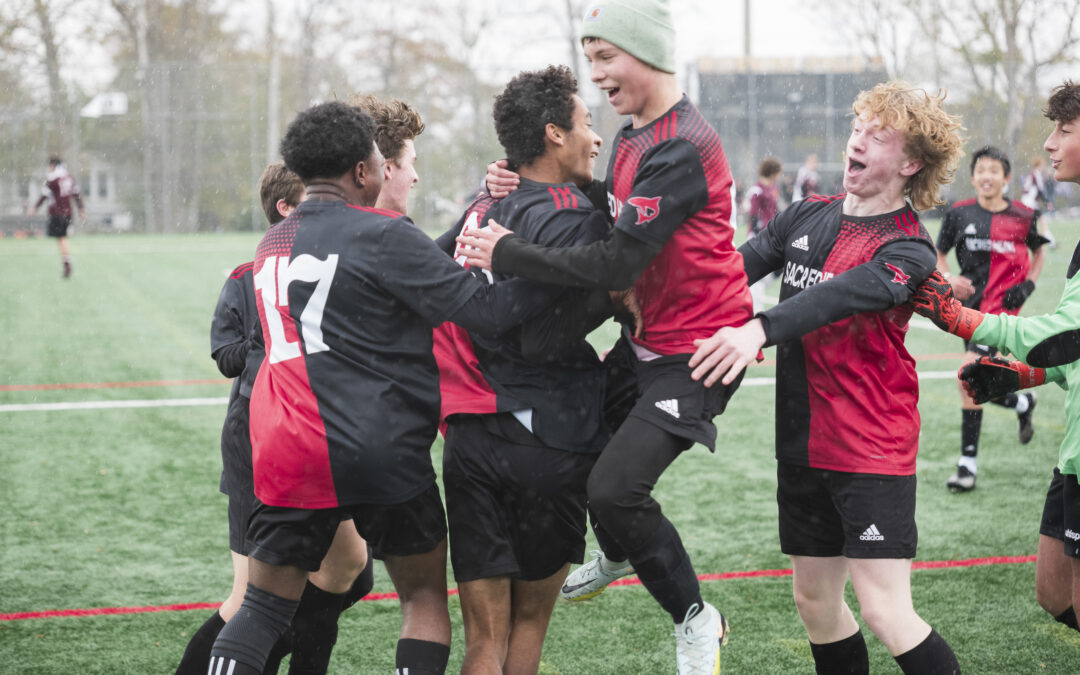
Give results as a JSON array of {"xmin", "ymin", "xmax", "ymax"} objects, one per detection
[
  {"xmin": 62, "ymin": 261, "xmax": 71, "ymax": 279},
  {"xmin": 947, "ymin": 465, "xmax": 976, "ymax": 492},
  {"xmin": 1018, "ymin": 392, "xmax": 1037, "ymax": 445}
]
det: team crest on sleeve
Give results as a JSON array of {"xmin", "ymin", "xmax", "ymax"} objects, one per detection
[
  {"xmin": 627, "ymin": 196, "xmax": 662, "ymax": 225},
  {"xmin": 884, "ymin": 262, "xmax": 911, "ymax": 285}
]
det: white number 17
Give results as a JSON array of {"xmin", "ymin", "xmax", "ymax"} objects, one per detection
[{"xmin": 253, "ymin": 254, "xmax": 339, "ymax": 364}]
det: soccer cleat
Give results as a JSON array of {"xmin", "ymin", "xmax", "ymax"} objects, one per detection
[
  {"xmin": 62, "ymin": 261, "xmax": 71, "ymax": 279},
  {"xmin": 674, "ymin": 601, "xmax": 728, "ymax": 675},
  {"xmin": 560, "ymin": 550, "xmax": 633, "ymax": 601},
  {"xmin": 947, "ymin": 465, "xmax": 976, "ymax": 492},
  {"xmin": 1018, "ymin": 392, "xmax": 1037, "ymax": 444}
]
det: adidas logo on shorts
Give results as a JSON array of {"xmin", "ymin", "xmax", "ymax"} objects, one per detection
[
  {"xmin": 792, "ymin": 235, "xmax": 810, "ymax": 251},
  {"xmin": 655, "ymin": 399, "xmax": 680, "ymax": 419},
  {"xmin": 859, "ymin": 524, "xmax": 885, "ymax": 542}
]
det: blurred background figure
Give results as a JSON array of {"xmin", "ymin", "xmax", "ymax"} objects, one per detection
[
  {"xmin": 791, "ymin": 153, "xmax": 819, "ymax": 202},
  {"xmin": 1021, "ymin": 156, "xmax": 1058, "ymax": 248},
  {"xmin": 28, "ymin": 156, "xmax": 85, "ymax": 279}
]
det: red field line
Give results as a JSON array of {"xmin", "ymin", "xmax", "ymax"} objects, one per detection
[
  {"xmin": 0, "ymin": 555, "xmax": 1036, "ymax": 622},
  {"xmin": 0, "ymin": 379, "xmax": 226, "ymax": 392}
]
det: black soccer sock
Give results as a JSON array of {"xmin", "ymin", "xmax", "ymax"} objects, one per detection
[
  {"xmin": 631, "ymin": 525, "xmax": 703, "ymax": 622},
  {"xmin": 342, "ymin": 547, "xmax": 375, "ymax": 611},
  {"xmin": 395, "ymin": 638, "xmax": 450, "ymax": 675},
  {"xmin": 809, "ymin": 631, "xmax": 869, "ymax": 675},
  {"xmin": 286, "ymin": 581, "xmax": 347, "ymax": 675},
  {"xmin": 174, "ymin": 611, "xmax": 226, "ymax": 675},
  {"xmin": 262, "ymin": 632, "xmax": 293, "ymax": 675},
  {"xmin": 210, "ymin": 584, "xmax": 300, "ymax": 675},
  {"xmin": 1054, "ymin": 606, "xmax": 1079, "ymax": 631},
  {"xmin": 893, "ymin": 629, "xmax": 960, "ymax": 675},
  {"xmin": 961, "ymin": 409, "xmax": 982, "ymax": 459}
]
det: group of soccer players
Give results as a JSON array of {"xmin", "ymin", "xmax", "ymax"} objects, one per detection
[{"xmin": 174, "ymin": 0, "xmax": 1080, "ymax": 672}]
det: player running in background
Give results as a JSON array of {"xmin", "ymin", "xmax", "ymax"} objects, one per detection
[
  {"xmin": 935, "ymin": 146, "xmax": 1047, "ymax": 492},
  {"xmin": 175, "ymin": 163, "xmax": 373, "ymax": 675},
  {"xmin": 459, "ymin": 2, "xmax": 751, "ymax": 671},
  {"xmin": 433, "ymin": 64, "xmax": 623, "ymax": 675},
  {"xmin": 913, "ymin": 79, "xmax": 1080, "ymax": 636},
  {"xmin": 206, "ymin": 102, "xmax": 558, "ymax": 675},
  {"xmin": 688, "ymin": 81, "xmax": 964, "ymax": 674},
  {"xmin": 29, "ymin": 156, "xmax": 85, "ymax": 278}
]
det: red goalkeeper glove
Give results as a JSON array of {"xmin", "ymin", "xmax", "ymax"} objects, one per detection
[
  {"xmin": 911, "ymin": 270, "xmax": 984, "ymax": 341},
  {"xmin": 959, "ymin": 355, "xmax": 1046, "ymax": 405}
]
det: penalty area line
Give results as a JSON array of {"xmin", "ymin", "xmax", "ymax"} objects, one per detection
[{"xmin": 0, "ymin": 554, "xmax": 1036, "ymax": 622}]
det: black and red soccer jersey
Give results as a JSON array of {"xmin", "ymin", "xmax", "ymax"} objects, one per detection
[
  {"xmin": 433, "ymin": 179, "xmax": 610, "ymax": 454},
  {"xmin": 248, "ymin": 200, "xmax": 544, "ymax": 509},
  {"xmin": 936, "ymin": 199, "xmax": 1045, "ymax": 315},
  {"xmin": 210, "ymin": 262, "xmax": 259, "ymax": 401},
  {"xmin": 742, "ymin": 196, "xmax": 937, "ymax": 475},
  {"xmin": 608, "ymin": 96, "xmax": 751, "ymax": 353}
]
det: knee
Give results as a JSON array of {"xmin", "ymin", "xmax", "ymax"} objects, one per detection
[{"xmin": 587, "ymin": 470, "xmax": 629, "ymax": 520}]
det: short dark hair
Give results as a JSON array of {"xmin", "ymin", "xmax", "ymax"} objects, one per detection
[
  {"xmin": 970, "ymin": 145, "xmax": 1010, "ymax": 177},
  {"xmin": 258, "ymin": 162, "xmax": 305, "ymax": 225},
  {"xmin": 280, "ymin": 101, "xmax": 377, "ymax": 182},
  {"xmin": 758, "ymin": 157, "xmax": 782, "ymax": 179},
  {"xmin": 493, "ymin": 65, "xmax": 579, "ymax": 171},
  {"xmin": 1045, "ymin": 80, "xmax": 1080, "ymax": 125},
  {"xmin": 349, "ymin": 95, "xmax": 425, "ymax": 165},
  {"xmin": 48, "ymin": 156, "xmax": 62, "ymax": 166}
]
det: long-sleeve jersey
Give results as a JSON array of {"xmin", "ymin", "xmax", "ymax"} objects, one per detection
[
  {"xmin": 742, "ymin": 195, "xmax": 937, "ymax": 475},
  {"xmin": 972, "ymin": 239, "xmax": 1080, "ymax": 476},
  {"xmin": 488, "ymin": 95, "xmax": 752, "ymax": 355},
  {"xmin": 433, "ymin": 179, "xmax": 611, "ymax": 454},
  {"xmin": 936, "ymin": 198, "xmax": 1045, "ymax": 314},
  {"xmin": 249, "ymin": 200, "xmax": 557, "ymax": 508}
]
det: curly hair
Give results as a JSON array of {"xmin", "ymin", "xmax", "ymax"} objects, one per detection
[
  {"xmin": 493, "ymin": 65, "xmax": 579, "ymax": 171},
  {"xmin": 852, "ymin": 81, "xmax": 965, "ymax": 212},
  {"xmin": 279, "ymin": 101, "xmax": 377, "ymax": 182},
  {"xmin": 1045, "ymin": 80, "xmax": 1080, "ymax": 124},
  {"xmin": 970, "ymin": 146, "xmax": 1010, "ymax": 177},
  {"xmin": 258, "ymin": 162, "xmax": 305, "ymax": 225},
  {"xmin": 348, "ymin": 94, "xmax": 425, "ymax": 165}
]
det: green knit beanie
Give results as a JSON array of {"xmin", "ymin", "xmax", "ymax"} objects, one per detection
[{"xmin": 581, "ymin": 0, "xmax": 676, "ymax": 74}]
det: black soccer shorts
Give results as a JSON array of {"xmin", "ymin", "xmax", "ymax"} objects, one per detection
[
  {"xmin": 220, "ymin": 395, "xmax": 256, "ymax": 555},
  {"xmin": 777, "ymin": 461, "xmax": 918, "ymax": 559},
  {"xmin": 442, "ymin": 413, "xmax": 596, "ymax": 583},
  {"xmin": 46, "ymin": 214, "xmax": 71, "ymax": 238},
  {"xmin": 1039, "ymin": 468, "xmax": 1080, "ymax": 559}
]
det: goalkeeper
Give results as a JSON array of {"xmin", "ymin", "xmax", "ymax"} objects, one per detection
[{"xmin": 912, "ymin": 79, "xmax": 1080, "ymax": 634}]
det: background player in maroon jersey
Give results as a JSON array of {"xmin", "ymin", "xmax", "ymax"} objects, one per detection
[
  {"xmin": 792, "ymin": 153, "xmax": 820, "ymax": 202},
  {"xmin": 688, "ymin": 82, "xmax": 964, "ymax": 674},
  {"xmin": 935, "ymin": 146, "xmax": 1047, "ymax": 492},
  {"xmin": 745, "ymin": 156, "xmax": 784, "ymax": 312},
  {"xmin": 29, "ymin": 156, "xmax": 85, "ymax": 278},
  {"xmin": 433, "ymin": 64, "xmax": 617, "ymax": 675},
  {"xmin": 459, "ymin": 2, "xmax": 749, "ymax": 671}
]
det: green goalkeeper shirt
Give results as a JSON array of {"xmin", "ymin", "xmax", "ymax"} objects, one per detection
[{"xmin": 972, "ymin": 252, "xmax": 1080, "ymax": 476}]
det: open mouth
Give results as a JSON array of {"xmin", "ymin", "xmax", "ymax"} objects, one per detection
[
  {"xmin": 606, "ymin": 87, "xmax": 620, "ymax": 101},
  {"xmin": 848, "ymin": 159, "xmax": 866, "ymax": 173}
]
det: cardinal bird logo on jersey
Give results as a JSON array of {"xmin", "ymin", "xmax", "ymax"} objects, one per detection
[
  {"xmin": 884, "ymin": 262, "xmax": 911, "ymax": 285},
  {"xmin": 627, "ymin": 196, "xmax": 662, "ymax": 225}
]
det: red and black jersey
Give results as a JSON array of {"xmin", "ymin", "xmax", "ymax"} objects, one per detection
[
  {"xmin": 608, "ymin": 96, "xmax": 751, "ymax": 354},
  {"xmin": 210, "ymin": 262, "xmax": 259, "ymax": 401},
  {"xmin": 248, "ymin": 200, "xmax": 487, "ymax": 509},
  {"xmin": 433, "ymin": 179, "xmax": 610, "ymax": 454},
  {"xmin": 743, "ymin": 196, "xmax": 937, "ymax": 475},
  {"xmin": 936, "ymin": 199, "xmax": 1045, "ymax": 314}
]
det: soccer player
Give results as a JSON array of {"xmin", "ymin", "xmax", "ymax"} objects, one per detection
[
  {"xmin": 29, "ymin": 156, "xmax": 85, "ymax": 278},
  {"xmin": 175, "ymin": 163, "xmax": 374, "ymax": 675},
  {"xmin": 745, "ymin": 156, "xmax": 783, "ymax": 312},
  {"xmin": 206, "ymin": 101, "xmax": 558, "ymax": 675},
  {"xmin": 349, "ymin": 94, "xmax": 423, "ymax": 215},
  {"xmin": 458, "ymin": 2, "xmax": 751, "ymax": 671},
  {"xmin": 433, "ymin": 65, "xmax": 617, "ymax": 674},
  {"xmin": 935, "ymin": 146, "xmax": 1047, "ymax": 492},
  {"xmin": 792, "ymin": 153, "xmax": 820, "ymax": 202},
  {"xmin": 913, "ymin": 79, "xmax": 1080, "ymax": 635},
  {"xmin": 687, "ymin": 81, "xmax": 964, "ymax": 674}
]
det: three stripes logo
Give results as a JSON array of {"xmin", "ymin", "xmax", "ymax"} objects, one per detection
[
  {"xmin": 655, "ymin": 399, "xmax": 680, "ymax": 419},
  {"xmin": 791, "ymin": 235, "xmax": 809, "ymax": 251},
  {"xmin": 859, "ymin": 524, "xmax": 885, "ymax": 542}
]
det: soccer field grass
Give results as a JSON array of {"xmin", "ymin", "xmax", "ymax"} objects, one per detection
[{"xmin": 2, "ymin": 224, "xmax": 1080, "ymax": 673}]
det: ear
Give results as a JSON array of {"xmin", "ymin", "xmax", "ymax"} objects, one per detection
[
  {"xmin": 275, "ymin": 199, "xmax": 293, "ymax": 218},
  {"xmin": 545, "ymin": 122, "xmax": 567, "ymax": 148},
  {"xmin": 899, "ymin": 158, "xmax": 923, "ymax": 178}
]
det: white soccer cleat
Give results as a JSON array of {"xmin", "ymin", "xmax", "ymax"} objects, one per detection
[
  {"xmin": 674, "ymin": 601, "xmax": 728, "ymax": 675},
  {"xmin": 560, "ymin": 550, "xmax": 634, "ymax": 601}
]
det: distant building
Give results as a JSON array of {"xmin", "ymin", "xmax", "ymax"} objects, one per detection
[{"xmin": 693, "ymin": 56, "xmax": 888, "ymax": 200}]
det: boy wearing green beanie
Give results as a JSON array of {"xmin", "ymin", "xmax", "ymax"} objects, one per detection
[{"xmin": 466, "ymin": 1, "xmax": 749, "ymax": 672}]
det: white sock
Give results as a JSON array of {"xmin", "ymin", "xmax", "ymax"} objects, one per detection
[
  {"xmin": 600, "ymin": 555, "xmax": 630, "ymax": 572},
  {"xmin": 958, "ymin": 456, "xmax": 977, "ymax": 474},
  {"xmin": 1015, "ymin": 394, "xmax": 1030, "ymax": 414}
]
